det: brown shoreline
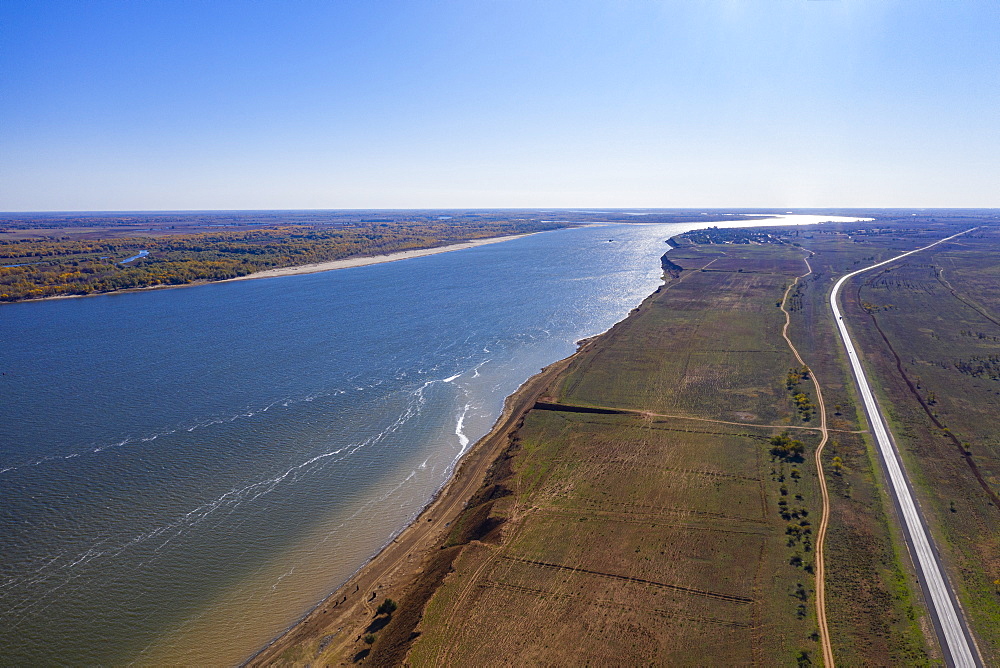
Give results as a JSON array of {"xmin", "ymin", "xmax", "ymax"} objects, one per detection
[{"xmin": 243, "ymin": 345, "xmax": 585, "ymax": 666}]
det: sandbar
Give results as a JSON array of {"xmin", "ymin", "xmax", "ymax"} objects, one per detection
[{"xmin": 225, "ymin": 233, "xmax": 538, "ymax": 282}]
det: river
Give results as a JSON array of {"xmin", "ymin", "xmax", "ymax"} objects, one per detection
[{"xmin": 0, "ymin": 214, "xmax": 866, "ymax": 664}]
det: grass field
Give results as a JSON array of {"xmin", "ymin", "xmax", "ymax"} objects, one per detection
[
  {"xmin": 777, "ymin": 226, "xmax": 949, "ymax": 665},
  {"xmin": 407, "ymin": 412, "xmax": 825, "ymax": 665},
  {"xmin": 771, "ymin": 215, "xmax": 1000, "ymax": 664},
  {"xmin": 841, "ymin": 226, "xmax": 1000, "ymax": 663}
]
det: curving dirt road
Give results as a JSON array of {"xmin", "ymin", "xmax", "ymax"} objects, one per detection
[{"xmin": 780, "ymin": 252, "xmax": 835, "ymax": 668}]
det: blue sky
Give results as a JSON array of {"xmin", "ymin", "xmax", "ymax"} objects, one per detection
[{"xmin": 2, "ymin": 1, "xmax": 998, "ymax": 211}]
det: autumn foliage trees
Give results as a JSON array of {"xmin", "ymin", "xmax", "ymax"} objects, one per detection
[
  {"xmin": 770, "ymin": 432, "xmax": 805, "ymax": 462},
  {"xmin": 0, "ymin": 220, "xmax": 564, "ymax": 301}
]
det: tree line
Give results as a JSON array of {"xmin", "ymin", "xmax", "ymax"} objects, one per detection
[{"xmin": 0, "ymin": 221, "xmax": 567, "ymax": 302}]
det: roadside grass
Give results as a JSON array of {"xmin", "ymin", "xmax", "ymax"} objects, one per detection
[{"xmin": 842, "ymin": 228, "xmax": 1000, "ymax": 662}]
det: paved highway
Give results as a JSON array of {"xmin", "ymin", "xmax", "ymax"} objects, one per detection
[{"xmin": 830, "ymin": 228, "xmax": 981, "ymax": 668}]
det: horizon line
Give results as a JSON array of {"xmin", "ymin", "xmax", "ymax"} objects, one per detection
[{"xmin": 3, "ymin": 206, "xmax": 1000, "ymax": 216}]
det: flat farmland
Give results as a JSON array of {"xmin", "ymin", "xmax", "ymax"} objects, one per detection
[
  {"xmin": 407, "ymin": 408, "xmax": 820, "ymax": 666},
  {"xmin": 557, "ymin": 253, "xmax": 801, "ymax": 425}
]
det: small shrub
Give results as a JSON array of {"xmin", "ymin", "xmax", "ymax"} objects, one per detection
[{"xmin": 376, "ymin": 598, "xmax": 398, "ymax": 616}]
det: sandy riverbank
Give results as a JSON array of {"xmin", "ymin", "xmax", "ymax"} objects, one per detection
[{"xmin": 225, "ymin": 233, "xmax": 538, "ymax": 282}]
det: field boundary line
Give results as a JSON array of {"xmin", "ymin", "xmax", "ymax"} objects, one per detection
[
  {"xmin": 935, "ymin": 266, "xmax": 1000, "ymax": 329},
  {"xmin": 482, "ymin": 580, "xmax": 752, "ymax": 627},
  {"xmin": 535, "ymin": 400, "xmax": 853, "ymax": 433},
  {"xmin": 501, "ymin": 556, "xmax": 755, "ymax": 603}
]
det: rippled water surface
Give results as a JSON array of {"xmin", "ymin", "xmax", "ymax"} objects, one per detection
[{"xmin": 0, "ymin": 217, "xmax": 860, "ymax": 664}]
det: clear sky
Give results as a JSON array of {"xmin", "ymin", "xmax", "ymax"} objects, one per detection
[{"xmin": 2, "ymin": 1, "xmax": 998, "ymax": 211}]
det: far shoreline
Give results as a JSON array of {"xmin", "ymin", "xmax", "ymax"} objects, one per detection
[
  {"xmin": 2, "ymin": 231, "xmax": 544, "ymax": 304},
  {"xmin": 3, "ymin": 216, "xmax": 871, "ymax": 305}
]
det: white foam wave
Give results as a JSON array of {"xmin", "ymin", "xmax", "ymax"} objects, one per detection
[
  {"xmin": 0, "ymin": 388, "xmax": 366, "ymax": 476},
  {"xmin": 271, "ymin": 567, "xmax": 295, "ymax": 591},
  {"xmin": 471, "ymin": 358, "xmax": 491, "ymax": 378},
  {"xmin": 455, "ymin": 403, "xmax": 471, "ymax": 452}
]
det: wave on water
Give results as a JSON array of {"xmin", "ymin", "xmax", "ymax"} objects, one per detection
[
  {"xmin": 455, "ymin": 403, "xmax": 471, "ymax": 452},
  {"xmin": 2, "ymin": 359, "xmax": 492, "ymax": 479},
  {"xmin": 0, "ymin": 376, "xmax": 456, "ymax": 625},
  {"xmin": 0, "ymin": 387, "xmax": 365, "ymax": 475},
  {"xmin": 271, "ymin": 567, "xmax": 295, "ymax": 591},
  {"xmin": 471, "ymin": 359, "xmax": 490, "ymax": 378}
]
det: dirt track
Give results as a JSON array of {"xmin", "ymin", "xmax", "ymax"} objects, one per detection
[{"xmin": 780, "ymin": 251, "xmax": 834, "ymax": 668}]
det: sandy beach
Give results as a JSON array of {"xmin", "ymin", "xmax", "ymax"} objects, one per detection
[{"xmin": 225, "ymin": 233, "xmax": 538, "ymax": 282}]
